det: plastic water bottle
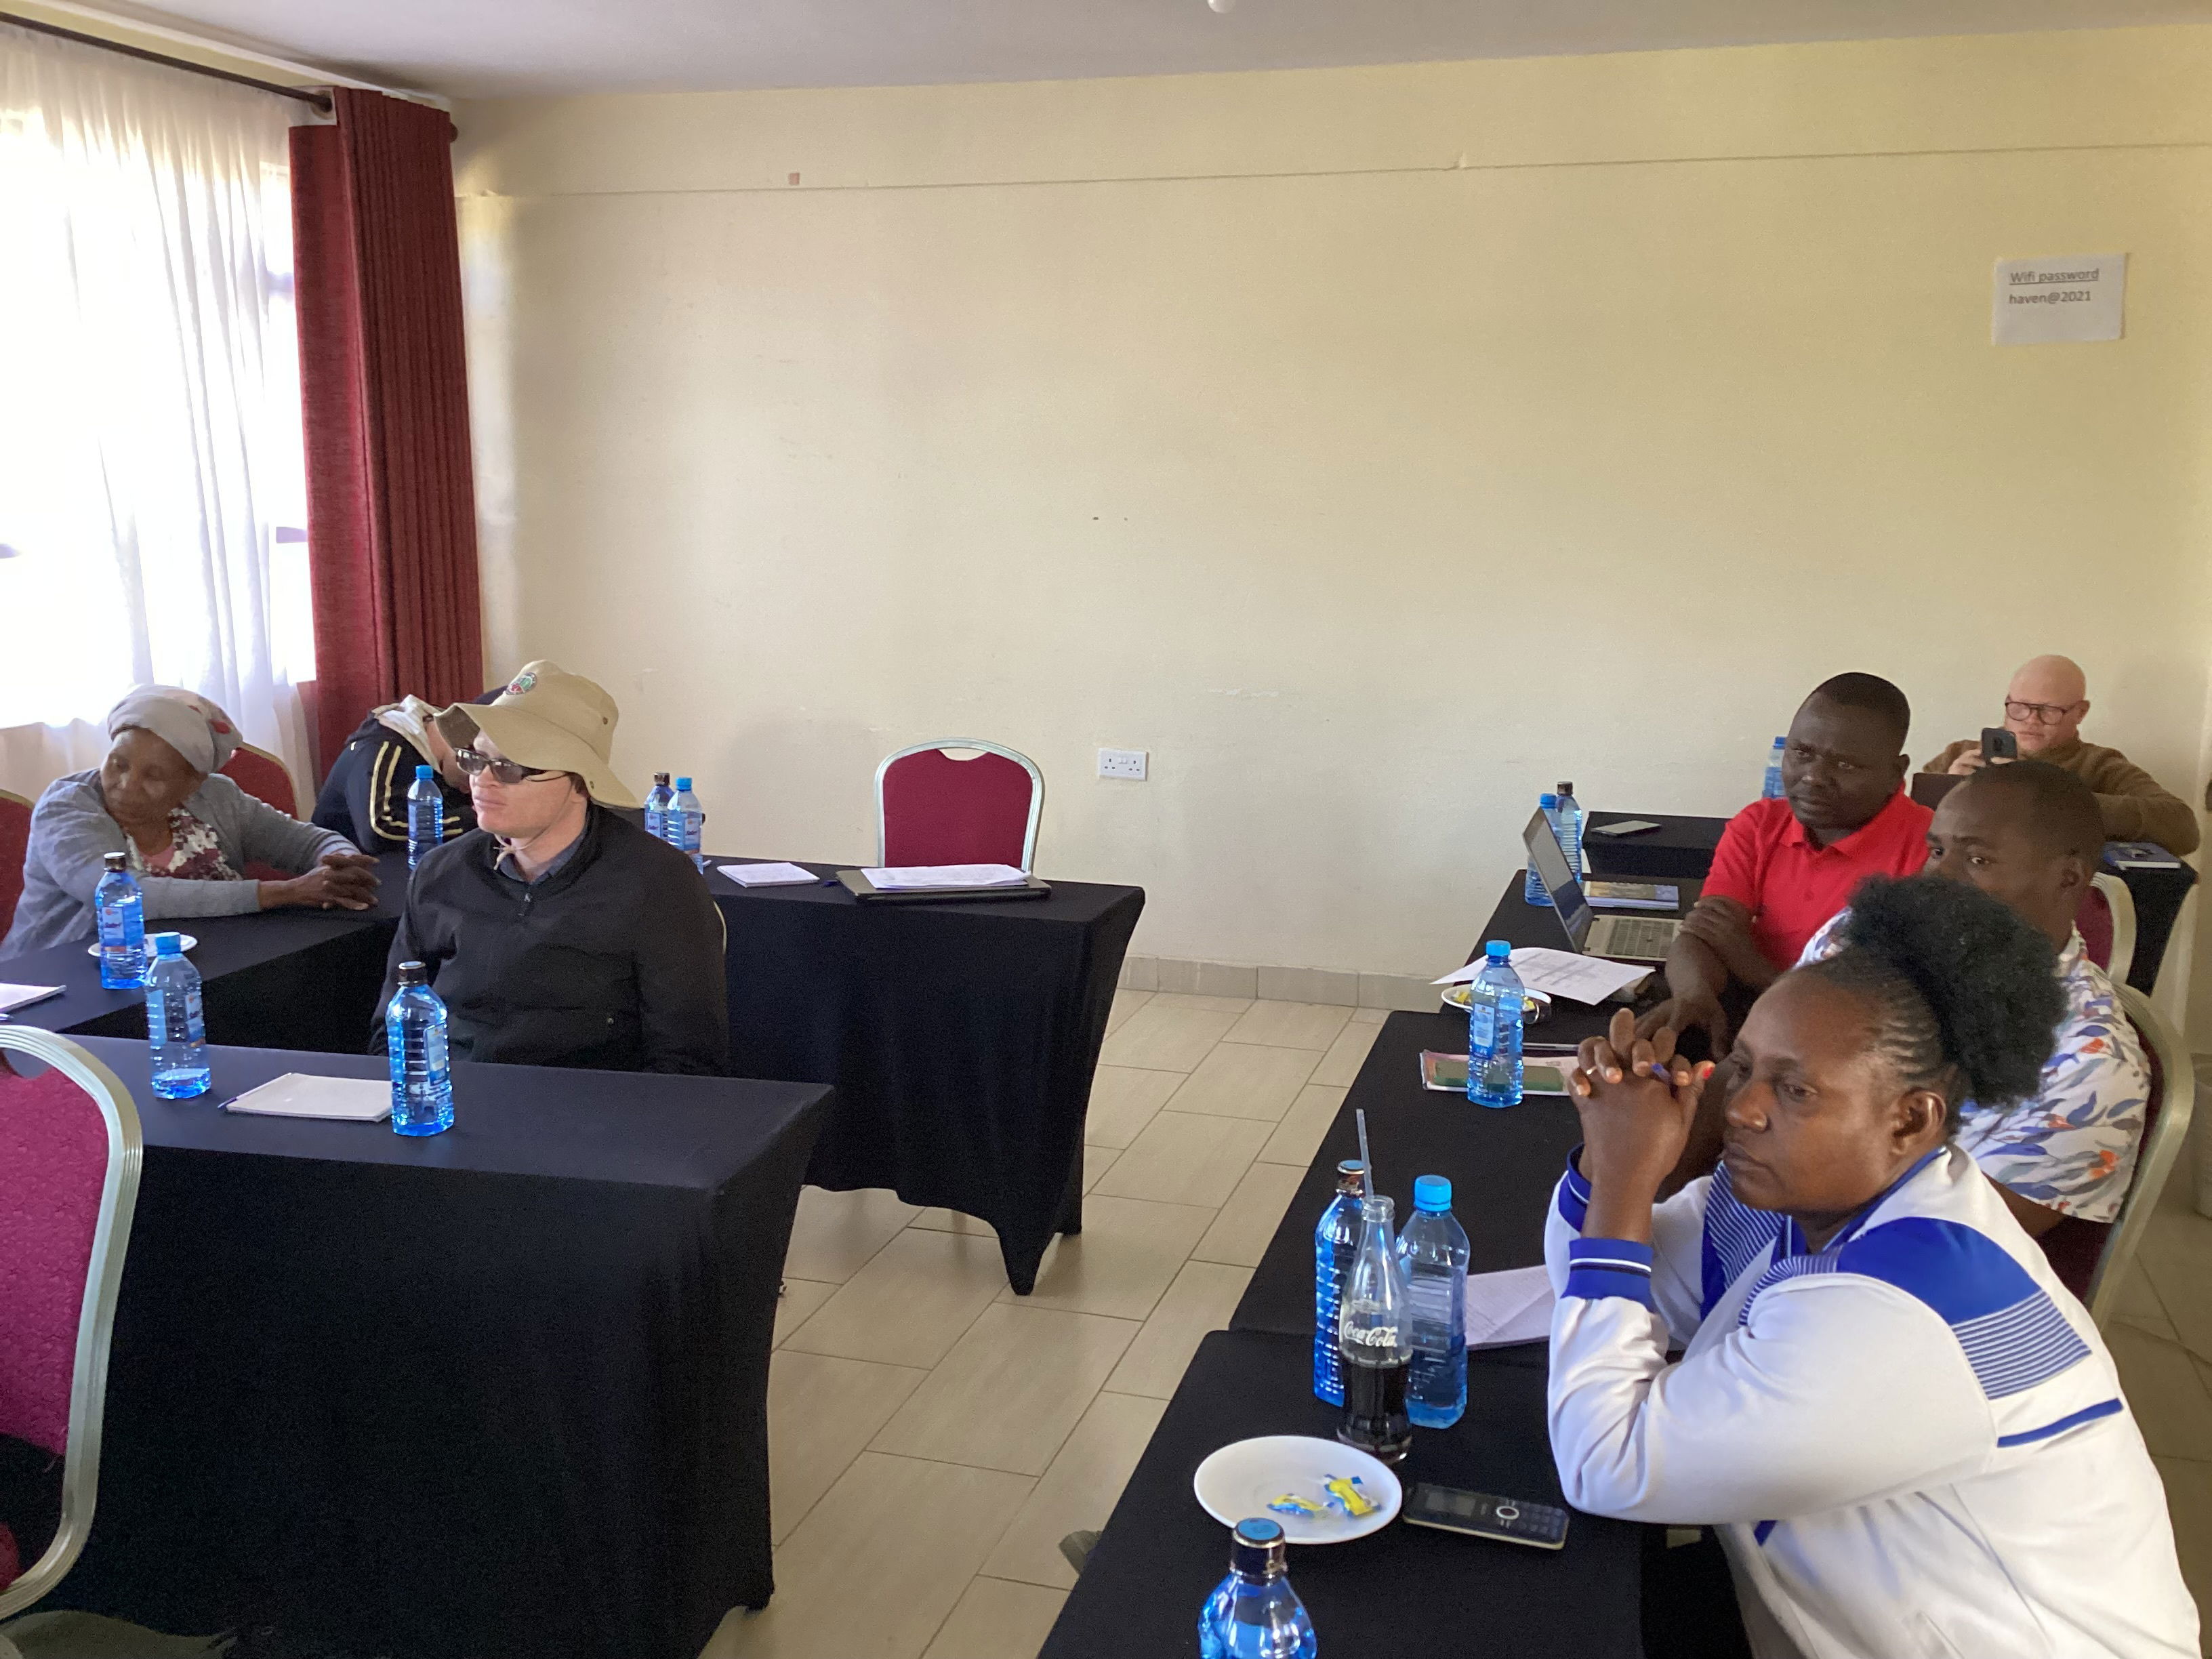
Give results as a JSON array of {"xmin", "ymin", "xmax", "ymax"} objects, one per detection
[
  {"xmin": 96, "ymin": 851, "xmax": 146, "ymax": 989},
  {"xmin": 407, "ymin": 764, "xmax": 444, "ymax": 869},
  {"xmin": 1762, "ymin": 737, "xmax": 1786, "ymax": 800},
  {"xmin": 1337, "ymin": 1193, "xmax": 1412, "ymax": 1464},
  {"xmin": 1553, "ymin": 781, "xmax": 1584, "ymax": 878},
  {"xmin": 670, "ymin": 777, "xmax": 705, "ymax": 869},
  {"xmin": 644, "ymin": 772, "xmax": 673, "ymax": 843},
  {"xmin": 1312, "ymin": 1158, "xmax": 1368, "ymax": 1406},
  {"xmin": 1468, "ymin": 939, "xmax": 1525, "ymax": 1109},
  {"xmin": 1522, "ymin": 791, "xmax": 1560, "ymax": 904},
  {"xmin": 1197, "ymin": 1518, "xmax": 1317, "ymax": 1659},
  {"xmin": 385, "ymin": 960, "xmax": 453, "ymax": 1136},
  {"xmin": 1399, "ymin": 1175, "xmax": 1470, "ymax": 1429},
  {"xmin": 144, "ymin": 933, "xmax": 210, "ymax": 1099}
]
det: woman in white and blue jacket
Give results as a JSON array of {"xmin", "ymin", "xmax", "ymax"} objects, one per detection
[{"xmin": 1549, "ymin": 874, "xmax": 2196, "ymax": 1659}]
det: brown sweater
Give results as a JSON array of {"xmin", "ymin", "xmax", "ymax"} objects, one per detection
[{"xmin": 1920, "ymin": 736, "xmax": 2200, "ymax": 855}]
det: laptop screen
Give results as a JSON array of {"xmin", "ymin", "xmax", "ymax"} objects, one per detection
[{"xmin": 1522, "ymin": 809, "xmax": 1594, "ymax": 948}]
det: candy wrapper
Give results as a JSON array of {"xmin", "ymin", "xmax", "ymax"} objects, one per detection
[{"xmin": 1265, "ymin": 1473, "xmax": 1378, "ymax": 1521}]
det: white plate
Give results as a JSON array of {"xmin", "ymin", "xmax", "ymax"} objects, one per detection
[
  {"xmin": 1440, "ymin": 983, "xmax": 1551, "ymax": 1022},
  {"xmin": 89, "ymin": 933, "xmax": 197, "ymax": 958},
  {"xmin": 1192, "ymin": 1435, "xmax": 1401, "ymax": 1544}
]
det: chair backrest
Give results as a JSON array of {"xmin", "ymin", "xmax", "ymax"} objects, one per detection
[
  {"xmin": 0, "ymin": 788, "xmax": 30, "ymax": 944},
  {"xmin": 218, "ymin": 742, "xmax": 300, "ymax": 819},
  {"xmin": 876, "ymin": 741, "xmax": 1044, "ymax": 874},
  {"xmin": 2081, "ymin": 985, "xmax": 2194, "ymax": 1327},
  {"xmin": 0, "ymin": 1029, "xmax": 143, "ymax": 1620},
  {"xmin": 2083, "ymin": 872, "xmax": 2136, "ymax": 984}
]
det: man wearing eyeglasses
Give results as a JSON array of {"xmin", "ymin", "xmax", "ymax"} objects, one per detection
[
  {"xmin": 1922, "ymin": 654, "xmax": 2199, "ymax": 854},
  {"xmin": 369, "ymin": 661, "xmax": 730, "ymax": 1075}
]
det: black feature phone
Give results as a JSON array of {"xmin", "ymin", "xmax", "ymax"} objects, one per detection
[
  {"xmin": 1401, "ymin": 1483, "xmax": 1570, "ymax": 1549},
  {"xmin": 1590, "ymin": 819, "xmax": 1661, "ymax": 837},
  {"xmin": 1981, "ymin": 727, "xmax": 2018, "ymax": 761}
]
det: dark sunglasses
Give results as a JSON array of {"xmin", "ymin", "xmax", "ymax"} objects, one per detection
[{"xmin": 454, "ymin": 747, "xmax": 565, "ymax": 786}]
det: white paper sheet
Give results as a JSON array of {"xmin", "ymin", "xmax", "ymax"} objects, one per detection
[
  {"xmin": 1992, "ymin": 253, "xmax": 2125, "ymax": 346},
  {"xmin": 0, "ymin": 984, "xmax": 63, "ymax": 1015},
  {"xmin": 1465, "ymin": 1265, "xmax": 1556, "ymax": 1348},
  {"xmin": 1433, "ymin": 947, "xmax": 1649, "ymax": 1005},
  {"xmin": 861, "ymin": 863, "xmax": 1029, "ymax": 891},
  {"xmin": 221, "ymin": 1074, "xmax": 392, "ymax": 1122},
  {"xmin": 718, "ymin": 861, "xmax": 817, "ymax": 886}
]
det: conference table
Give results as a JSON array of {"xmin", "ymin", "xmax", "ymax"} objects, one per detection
[
  {"xmin": 0, "ymin": 851, "xmax": 407, "ymax": 1052},
  {"xmin": 1581, "ymin": 807, "xmax": 2197, "ymax": 991},
  {"xmin": 706, "ymin": 858, "xmax": 1143, "ymax": 1293},
  {"xmin": 1043, "ymin": 914, "xmax": 1644, "ymax": 1655},
  {"xmin": 39, "ymin": 1036, "xmax": 832, "ymax": 1659},
  {"xmin": 5, "ymin": 846, "xmax": 1145, "ymax": 1295}
]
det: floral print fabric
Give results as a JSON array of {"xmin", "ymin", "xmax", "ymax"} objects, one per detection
[{"xmin": 1799, "ymin": 916, "xmax": 2147, "ymax": 1223}]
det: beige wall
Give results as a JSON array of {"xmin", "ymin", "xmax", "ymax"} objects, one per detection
[{"xmin": 452, "ymin": 28, "xmax": 2212, "ymax": 1003}]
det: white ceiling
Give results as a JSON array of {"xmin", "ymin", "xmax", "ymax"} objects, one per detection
[{"xmin": 81, "ymin": 0, "xmax": 2212, "ymax": 99}]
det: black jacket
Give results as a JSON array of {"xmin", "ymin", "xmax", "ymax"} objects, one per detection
[
  {"xmin": 372, "ymin": 806, "xmax": 730, "ymax": 1076},
  {"xmin": 312, "ymin": 713, "xmax": 474, "ymax": 855}
]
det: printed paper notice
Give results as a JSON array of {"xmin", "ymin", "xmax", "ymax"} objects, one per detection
[{"xmin": 1993, "ymin": 254, "xmax": 2125, "ymax": 346}]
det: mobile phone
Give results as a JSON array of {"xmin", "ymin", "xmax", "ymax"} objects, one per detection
[
  {"xmin": 1402, "ymin": 1483, "xmax": 1570, "ymax": 1549},
  {"xmin": 1591, "ymin": 819, "xmax": 1660, "ymax": 837},
  {"xmin": 1981, "ymin": 728, "xmax": 2018, "ymax": 761}
]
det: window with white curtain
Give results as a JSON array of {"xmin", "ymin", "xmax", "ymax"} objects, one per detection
[{"xmin": 0, "ymin": 21, "xmax": 316, "ymax": 791}]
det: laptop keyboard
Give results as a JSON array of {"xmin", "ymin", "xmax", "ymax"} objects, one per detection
[{"xmin": 1603, "ymin": 917, "xmax": 1679, "ymax": 959}]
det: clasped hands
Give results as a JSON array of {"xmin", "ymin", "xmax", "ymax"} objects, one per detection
[
  {"xmin": 268, "ymin": 851, "xmax": 380, "ymax": 912},
  {"xmin": 1568, "ymin": 1007, "xmax": 1715, "ymax": 1235}
]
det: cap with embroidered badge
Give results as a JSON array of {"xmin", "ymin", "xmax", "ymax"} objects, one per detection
[{"xmin": 442, "ymin": 660, "xmax": 639, "ymax": 808}]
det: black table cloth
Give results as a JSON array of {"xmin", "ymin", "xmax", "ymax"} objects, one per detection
[
  {"xmin": 0, "ymin": 851, "xmax": 405, "ymax": 1052},
  {"xmin": 708, "ymin": 858, "xmax": 1143, "ymax": 1292},
  {"xmin": 1038, "ymin": 1329, "xmax": 1643, "ymax": 1659},
  {"xmin": 41, "ymin": 1036, "xmax": 830, "ymax": 1659}
]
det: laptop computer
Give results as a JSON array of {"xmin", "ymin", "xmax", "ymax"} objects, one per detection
[{"xmin": 1522, "ymin": 810, "xmax": 1681, "ymax": 964}]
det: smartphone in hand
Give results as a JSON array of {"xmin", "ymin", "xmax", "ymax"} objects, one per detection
[{"xmin": 1981, "ymin": 727, "xmax": 2018, "ymax": 761}]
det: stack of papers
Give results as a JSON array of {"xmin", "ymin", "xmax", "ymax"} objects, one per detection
[
  {"xmin": 861, "ymin": 864, "xmax": 1029, "ymax": 891},
  {"xmin": 1433, "ymin": 947, "xmax": 1648, "ymax": 1006},
  {"xmin": 1465, "ymin": 1265, "xmax": 1555, "ymax": 1348},
  {"xmin": 221, "ymin": 1074, "xmax": 392, "ymax": 1122},
  {"xmin": 718, "ymin": 861, "xmax": 817, "ymax": 887},
  {"xmin": 0, "ymin": 984, "xmax": 62, "ymax": 1015}
]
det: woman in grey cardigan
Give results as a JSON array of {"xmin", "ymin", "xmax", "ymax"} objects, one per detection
[{"xmin": 1, "ymin": 687, "xmax": 382, "ymax": 955}]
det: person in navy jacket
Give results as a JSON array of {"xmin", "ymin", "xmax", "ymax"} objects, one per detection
[{"xmin": 1549, "ymin": 874, "xmax": 2195, "ymax": 1659}]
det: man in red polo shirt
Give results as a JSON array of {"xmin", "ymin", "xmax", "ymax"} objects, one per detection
[{"xmin": 1639, "ymin": 672, "xmax": 1931, "ymax": 1051}]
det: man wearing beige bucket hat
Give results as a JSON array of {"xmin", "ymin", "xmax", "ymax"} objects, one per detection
[{"xmin": 369, "ymin": 661, "xmax": 729, "ymax": 1075}]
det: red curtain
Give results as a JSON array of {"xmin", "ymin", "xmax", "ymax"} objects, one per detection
[{"xmin": 291, "ymin": 89, "xmax": 483, "ymax": 777}]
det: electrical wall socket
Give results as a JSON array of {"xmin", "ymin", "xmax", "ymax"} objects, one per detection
[{"xmin": 1098, "ymin": 747, "xmax": 1149, "ymax": 781}]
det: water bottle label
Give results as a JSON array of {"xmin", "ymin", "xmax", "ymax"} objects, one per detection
[
  {"xmin": 1467, "ymin": 1003, "xmax": 1496, "ymax": 1049},
  {"xmin": 146, "ymin": 987, "xmax": 163, "ymax": 1034},
  {"xmin": 183, "ymin": 987, "xmax": 205, "ymax": 1042}
]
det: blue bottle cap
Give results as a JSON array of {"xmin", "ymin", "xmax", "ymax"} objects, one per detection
[
  {"xmin": 1485, "ymin": 939, "xmax": 1511, "ymax": 960},
  {"xmin": 152, "ymin": 932, "xmax": 183, "ymax": 956},
  {"xmin": 675, "ymin": 776, "xmax": 693, "ymax": 790},
  {"xmin": 1414, "ymin": 1174, "xmax": 1451, "ymax": 1211},
  {"xmin": 416, "ymin": 764, "xmax": 433, "ymax": 779},
  {"xmin": 1233, "ymin": 1517, "xmax": 1284, "ymax": 1546},
  {"xmin": 1538, "ymin": 792, "xmax": 1557, "ymax": 808}
]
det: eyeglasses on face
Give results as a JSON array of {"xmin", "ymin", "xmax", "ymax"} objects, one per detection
[
  {"xmin": 2003, "ymin": 699, "xmax": 2084, "ymax": 726},
  {"xmin": 454, "ymin": 747, "xmax": 565, "ymax": 785}
]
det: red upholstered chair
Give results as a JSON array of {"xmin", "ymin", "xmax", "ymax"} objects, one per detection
[
  {"xmin": 2036, "ymin": 984, "xmax": 2193, "ymax": 1327},
  {"xmin": 218, "ymin": 741, "xmax": 300, "ymax": 819},
  {"xmin": 0, "ymin": 1029, "xmax": 142, "ymax": 1622},
  {"xmin": 0, "ymin": 790, "xmax": 30, "ymax": 945},
  {"xmin": 2079, "ymin": 873, "xmax": 2136, "ymax": 983},
  {"xmin": 876, "ymin": 741, "xmax": 1044, "ymax": 873}
]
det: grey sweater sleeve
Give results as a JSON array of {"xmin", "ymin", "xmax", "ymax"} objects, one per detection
[
  {"xmin": 194, "ymin": 774, "xmax": 360, "ymax": 876},
  {"xmin": 26, "ymin": 775, "xmax": 261, "ymax": 927}
]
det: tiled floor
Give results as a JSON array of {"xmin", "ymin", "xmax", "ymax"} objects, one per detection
[
  {"xmin": 705, "ymin": 995, "xmax": 2212, "ymax": 1658},
  {"xmin": 704, "ymin": 991, "xmax": 1379, "ymax": 1659}
]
